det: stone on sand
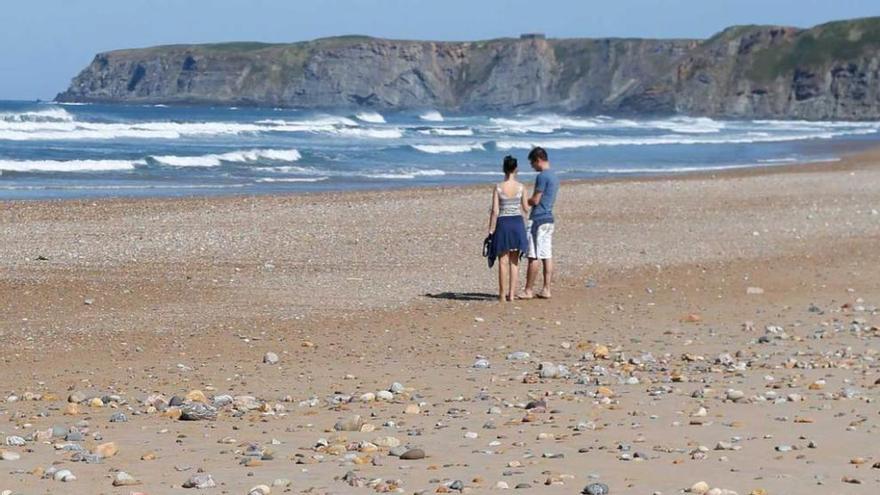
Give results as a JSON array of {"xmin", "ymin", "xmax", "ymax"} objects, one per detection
[
  {"xmin": 94, "ymin": 441, "xmax": 118, "ymax": 458},
  {"xmin": 183, "ymin": 473, "xmax": 216, "ymax": 489},
  {"xmin": 112, "ymin": 471, "xmax": 140, "ymax": 486},
  {"xmin": 400, "ymin": 448, "xmax": 425, "ymax": 460}
]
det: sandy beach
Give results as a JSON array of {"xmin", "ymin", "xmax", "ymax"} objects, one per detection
[{"xmin": 2, "ymin": 150, "xmax": 880, "ymax": 494}]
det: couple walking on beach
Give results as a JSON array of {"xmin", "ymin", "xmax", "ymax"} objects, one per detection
[{"xmin": 486, "ymin": 146, "xmax": 559, "ymax": 302}]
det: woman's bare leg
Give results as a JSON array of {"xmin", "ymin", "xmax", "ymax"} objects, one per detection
[
  {"xmin": 497, "ymin": 252, "xmax": 509, "ymax": 302},
  {"xmin": 508, "ymin": 251, "xmax": 520, "ymax": 301}
]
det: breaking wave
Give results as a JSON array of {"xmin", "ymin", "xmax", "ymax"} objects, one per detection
[
  {"xmin": 419, "ymin": 110, "xmax": 444, "ymax": 122},
  {"xmin": 416, "ymin": 127, "xmax": 474, "ymax": 136},
  {"xmin": 494, "ymin": 128, "xmax": 880, "ymax": 150},
  {"xmin": 150, "ymin": 149, "xmax": 301, "ymax": 167},
  {"xmin": 331, "ymin": 127, "xmax": 404, "ymax": 139},
  {"xmin": 0, "ymin": 158, "xmax": 139, "ymax": 173},
  {"xmin": 355, "ymin": 111, "xmax": 386, "ymax": 123},
  {"xmin": 411, "ymin": 143, "xmax": 485, "ymax": 154},
  {"xmin": 362, "ymin": 169, "xmax": 446, "ymax": 180},
  {"xmin": 0, "ymin": 107, "xmax": 75, "ymax": 123}
]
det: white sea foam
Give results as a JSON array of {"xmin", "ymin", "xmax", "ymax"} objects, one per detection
[
  {"xmin": 489, "ymin": 114, "xmax": 603, "ymax": 134},
  {"xmin": 257, "ymin": 115, "xmax": 359, "ymax": 127},
  {"xmin": 757, "ymin": 157, "xmax": 798, "ymax": 163},
  {"xmin": 0, "ymin": 112, "xmax": 370, "ymax": 141},
  {"xmin": 0, "ymin": 120, "xmax": 264, "ymax": 140},
  {"xmin": 150, "ymin": 149, "xmax": 301, "ymax": 167},
  {"xmin": 355, "ymin": 111, "xmax": 386, "ymax": 123},
  {"xmin": 417, "ymin": 127, "xmax": 474, "ymax": 136},
  {"xmin": 419, "ymin": 110, "xmax": 444, "ymax": 122},
  {"xmin": 648, "ymin": 116, "xmax": 725, "ymax": 134},
  {"xmin": 0, "ymin": 107, "xmax": 75, "ymax": 123},
  {"xmin": 332, "ymin": 127, "xmax": 404, "ymax": 139},
  {"xmin": 412, "ymin": 143, "xmax": 485, "ymax": 154},
  {"xmin": 601, "ymin": 156, "xmax": 841, "ymax": 175},
  {"xmin": 257, "ymin": 177, "xmax": 328, "ymax": 183},
  {"xmin": 362, "ymin": 169, "xmax": 446, "ymax": 179},
  {"xmin": 0, "ymin": 158, "xmax": 139, "ymax": 173},
  {"xmin": 493, "ymin": 128, "xmax": 879, "ymax": 150},
  {"xmin": 0, "ymin": 183, "xmax": 248, "ymax": 190}
]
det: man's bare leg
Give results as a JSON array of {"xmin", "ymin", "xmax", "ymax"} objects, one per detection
[{"xmin": 538, "ymin": 258, "xmax": 553, "ymax": 298}]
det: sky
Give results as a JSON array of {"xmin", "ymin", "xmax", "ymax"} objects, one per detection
[{"xmin": 2, "ymin": 0, "xmax": 878, "ymax": 100}]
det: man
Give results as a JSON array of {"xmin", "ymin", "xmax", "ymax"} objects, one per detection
[{"xmin": 520, "ymin": 146, "xmax": 559, "ymax": 299}]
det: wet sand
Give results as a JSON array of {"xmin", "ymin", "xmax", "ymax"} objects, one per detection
[{"xmin": 1, "ymin": 150, "xmax": 880, "ymax": 494}]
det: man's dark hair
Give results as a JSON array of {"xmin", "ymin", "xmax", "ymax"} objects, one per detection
[
  {"xmin": 528, "ymin": 147, "xmax": 548, "ymax": 163},
  {"xmin": 502, "ymin": 155, "xmax": 518, "ymax": 174}
]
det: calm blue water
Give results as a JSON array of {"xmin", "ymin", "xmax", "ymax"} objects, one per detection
[{"xmin": 1, "ymin": 100, "xmax": 879, "ymax": 200}]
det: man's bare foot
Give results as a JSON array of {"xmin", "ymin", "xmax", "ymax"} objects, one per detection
[
  {"xmin": 536, "ymin": 290, "xmax": 552, "ymax": 299},
  {"xmin": 517, "ymin": 290, "xmax": 535, "ymax": 300}
]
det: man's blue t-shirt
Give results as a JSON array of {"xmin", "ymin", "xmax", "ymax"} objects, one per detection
[{"xmin": 530, "ymin": 169, "xmax": 559, "ymax": 222}]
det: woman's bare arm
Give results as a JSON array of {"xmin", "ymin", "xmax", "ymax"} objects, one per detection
[{"xmin": 488, "ymin": 187, "xmax": 500, "ymax": 234}]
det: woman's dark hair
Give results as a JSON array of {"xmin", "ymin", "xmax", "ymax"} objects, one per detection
[{"xmin": 502, "ymin": 155, "xmax": 518, "ymax": 174}]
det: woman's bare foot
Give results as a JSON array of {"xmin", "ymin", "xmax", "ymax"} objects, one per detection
[
  {"xmin": 517, "ymin": 290, "xmax": 535, "ymax": 300},
  {"xmin": 536, "ymin": 289, "xmax": 552, "ymax": 299}
]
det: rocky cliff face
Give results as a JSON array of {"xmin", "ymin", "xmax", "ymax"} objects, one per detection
[{"xmin": 57, "ymin": 17, "xmax": 880, "ymax": 119}]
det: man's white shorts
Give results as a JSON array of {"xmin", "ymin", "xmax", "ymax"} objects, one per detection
[{"xmin": 527, "ymin": 221, "xmax": 554, "ymax": 259}]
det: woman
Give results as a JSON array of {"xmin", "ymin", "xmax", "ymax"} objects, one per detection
[{"xmin": 487, "ymin": 155, "xmax": 530, "ymax": 302}]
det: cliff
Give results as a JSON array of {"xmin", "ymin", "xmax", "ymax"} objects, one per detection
[{"xmin": 56, "ymin": 17, "xmax": 880, "ymax": 119}]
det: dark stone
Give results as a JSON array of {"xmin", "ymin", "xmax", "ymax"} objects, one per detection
[{"xmin": 583, "ymin": 482, "xmax": 610, "ymax": 495}]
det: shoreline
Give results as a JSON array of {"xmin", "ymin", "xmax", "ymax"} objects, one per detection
[{"xmin": 3, "ymin": 140, "xmax": 878, "ymax": 208}]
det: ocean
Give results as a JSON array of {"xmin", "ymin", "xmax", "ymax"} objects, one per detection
[{"xmin": 1, "ymin": 100, "xmax": 879, "ymax": 200}]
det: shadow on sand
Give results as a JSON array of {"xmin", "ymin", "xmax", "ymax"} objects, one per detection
[{"xmin": 424, "ymin": 291, "xmax": 498, "ymax": 301}]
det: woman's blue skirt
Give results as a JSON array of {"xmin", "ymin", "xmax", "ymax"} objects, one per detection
[{"xmin": 492, "ymin": 215, "xmax": 529, "ymax": 257}]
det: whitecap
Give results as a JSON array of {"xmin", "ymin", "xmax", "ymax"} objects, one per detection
[
  {"xmin": 411, "ymin": 143, "xmax": 485, "ymax": 154},
  {"xmin": 332, "ymin": 127, "xmax": 404, "ymax": 139},
  {"xmin": 257, "ymin": 177, "xmax": 328, "ymax": 183},
  {"xmin": 0, "ymin": 158, "xmax": 139, "ymax": 173},
  {"xmin": 355, "ymin": 111, "xmax": 386, "ymax": 123},
  {"xmin": 0, "ymin": 107, "xmax": 75, "ymax": 123},
  {"xmin": 150, "ymin": 148, "xmax": 301, "ymax": 167},
  {"xmin": 493, "ymin": 129, "xmax": 873, "ymax": 150},
  {"xmin": 362, "ymin": 169, "xmax": 445, "ymax": 180},
  {"xmin": 416, "ymin": 127, "xmax": 474, "ymax": 136},
  {"xmin": 419, "ymin": 110, "xmax": 444, "ymax": 122},
  {"xmin": 648, "ymin": 116, "xmax": 725, "ymax": 134}
]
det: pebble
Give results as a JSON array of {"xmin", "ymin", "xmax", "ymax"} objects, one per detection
[
  {"xmin": 263, "ymin": 352, "xmax": 279, "ymax": 364},
  {"xmin": 94, "ymin": 441, "xmax": 118, "ymax": 458},
  {"xmin": 689, "ymin": 481, "xmax": 710, "ymax": 494},
  {"xmin": 5, "ymin": 436, "xmax": 25, "ymax": 447},
  {"xmin": 183, "ymin": 473, "xmax": 216, "ymax": 489},
  {"xmin": 582, "ymin": 482, "xmax": 610, "ymax": 495},
  {"xmin": 109, "ymin": 412, "xmax": 128, "ymax": 422},
  {"xmin": 53, "ymin": 468, "xmax": 77, "ymax": 482},
  {"xmin": 0, "ymin": 450, "xmax": 21, "ymax": 461},
  {"xmin": 112, "ymin": 471, "xmax": 140, "ymax": 486},
  {"xmin": 335, "ymin": 415, "xmax": 364, "ymax": 431},
  {"xmin": 399, "ymin": 448, "xmax": 425, "ymax": 460},
  {"xmin": 180, "ymin": 402, "xmax": 218, "ymax": 421}
]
